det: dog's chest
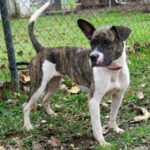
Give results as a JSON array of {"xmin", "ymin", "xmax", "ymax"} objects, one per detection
[
  {"xmin": 105, "ymin": 75, "xmax": 121, "ymax": 96},
  {"xmin": 93, "ymin": 68, "xmax": 122, "ymax": 97}
]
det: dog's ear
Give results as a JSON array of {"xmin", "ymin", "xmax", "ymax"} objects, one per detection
[
  {"xmin": 111, "ymin": 26, "xmax": 131, "ymax": 41},
  {"xmin": 77, "ymin": 19, "xmax": 96, "ymax": 40}
]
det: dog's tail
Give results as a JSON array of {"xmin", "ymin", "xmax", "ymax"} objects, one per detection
[{"xmin": 28, "ymin": 2, "xmax": 50, "ymax": 53}]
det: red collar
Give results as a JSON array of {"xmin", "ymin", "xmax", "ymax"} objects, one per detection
[{"xmin": 107, "ymin": 66, "xmax": 123, "ymax": 71}]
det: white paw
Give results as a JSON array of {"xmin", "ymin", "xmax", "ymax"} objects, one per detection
[
  {"xmin": 47, "ymin": 111, "xmax": 57, "ymax": 117},
  {"xmin": 50, "ymin": 112, "xmax": 57, "ymax": 117},
  {"xmin": 114, "ymin": 127, "xmax": 124, "ymax": 134},
  {"xmin": 99, "ymin": 141, "xmax": 111, "ymax": 147},
  {"xmin": 46, "ymin": 108, "xmax": 57, "ymax": 117},
  {"xmin": 23, "ymin": 123, "xmax": 33, "ymax": 131}
]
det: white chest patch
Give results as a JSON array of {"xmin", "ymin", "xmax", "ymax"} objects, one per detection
[{"xmin": 93, "ymin": 67, "xmax": 121, "ymax": 98}]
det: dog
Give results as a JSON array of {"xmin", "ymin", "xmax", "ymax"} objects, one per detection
[{"xmin": 23, "ymin": 2, "xmax": 131, "ymax": 146}]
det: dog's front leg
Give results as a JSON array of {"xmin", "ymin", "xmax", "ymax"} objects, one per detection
[
  {"xmin": 89, "ymin": 94, "xmax": 110, "ymax": 146},
  {"xmin": 109, "ymin": 91, "xmax": 125, "ymax": 133}
]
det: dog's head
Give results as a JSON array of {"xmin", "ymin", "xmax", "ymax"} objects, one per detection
[{"xmin": 77, "ymin": 19, "xmax": 131, "ymax": 67}]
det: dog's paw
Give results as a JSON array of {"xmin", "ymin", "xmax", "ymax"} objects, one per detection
[
  {"xmin": 50, "ymin": 113, "xmax": 57, "ymax": 117},
  {"xmin": 47, "ymin": 112, "xmax": 57, "ymax": 117},
  {"xmin": 113, "ymin": 127, "xmax": 124, "ymax": 134},
  {"xmin": 23, "ymin": 124, "xmax": 33, "ymax": 131},
  {"xmin": 99, "ymin": 141, "xmax": 111, "ymax": 147}
]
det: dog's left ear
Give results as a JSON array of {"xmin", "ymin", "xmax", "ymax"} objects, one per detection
[
  {"xmin": 77, "ymin": 19, "xmax": 96, "ymax": 40},
  {"xmin": 111, "ymin": 26, "xmax": 131, "ymax": 41}
]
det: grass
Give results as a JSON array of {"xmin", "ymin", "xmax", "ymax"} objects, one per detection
[{"xmin": 0, "ymin": 9, "xmax": 150, "ymax": 149}]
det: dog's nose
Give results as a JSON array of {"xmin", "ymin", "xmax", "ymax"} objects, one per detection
[{"xmin": 90, "ymin": 53, "xmax": 99, "ymax": 62}]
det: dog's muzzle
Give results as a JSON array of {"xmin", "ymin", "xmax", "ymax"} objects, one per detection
[{"xmin": 90, "ymin": 51, "xmax": 103, "ymax": 67}]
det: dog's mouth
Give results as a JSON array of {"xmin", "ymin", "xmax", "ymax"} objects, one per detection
[{"xmin": 91, "ymin": 60, "xmax": 112, "ymax": 68}]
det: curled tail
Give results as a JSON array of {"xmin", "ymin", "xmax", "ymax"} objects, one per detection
[{"xmin": 28, "ymin": 2, "xmax": 50, "ymax": 53}]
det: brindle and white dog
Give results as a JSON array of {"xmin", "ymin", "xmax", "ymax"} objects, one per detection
[{"xmin": 23, "ymin": 2, "xmax": 131, "ymax": 146}]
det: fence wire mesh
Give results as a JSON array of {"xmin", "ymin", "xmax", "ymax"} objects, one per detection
[{"xmin": 0, "ymin": 0, "xmax": 150, "ymax": 81}]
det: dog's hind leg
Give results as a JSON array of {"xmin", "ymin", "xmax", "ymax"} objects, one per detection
[
  {"xmin": 42, "ymin": 76, "xmax": 62, "ymax": 116},
  {"xmin": 23, "ymin": 85, "xmax": 46, "ymax": 131},
  {"xmin": 23, "ymin": 60, "xmax": 59, "ymax": 131},
  {"xmin": 109, "ymin": 92, "xmax": 124, "ymax": 133}
]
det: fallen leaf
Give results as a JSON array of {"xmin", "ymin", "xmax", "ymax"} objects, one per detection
[
  {"xmin": 60, "ymin": 84, "xmax": 68, "ymax": 90},
  {"xmin": 0, "ymin": 81, "xmax": 4, "ymax": 87},
  {"xmin": 60, "ymin": 84, "xmax": 68, "ymax": 94},
  {"xmin": 20, "ymin": 74, "xmax": 30, "ymax": 83},
  {"xmin": 102, "ymin": 125, "xmax": 110, "ymax": 135},
  {"xmin": 41, "ymin": 120, "xmax": 47, "ymax": 124},
  {"xmin": 31, "ymin": 103, "xmax": 39, "ymax": 113},
  {"xmin": 0, "ymin": 146, "xmax": 5, "ymax": 150},
  {"xmin": 17, "ymin": 50, "xmax": 23, "ymax": 56},
  {"xmin": 106, "ymin": 100, "xmax": 112, "ymax": 104},
  {"xmin": 47, "ymin": 125, "xmax": 57, "ymax": 135},
  {"xmin": 128, "ymin": 90, "xmax": 135, "ymax": 94},
  {"xmin": 6, "ymin": 99, "xmax": 12, "ymax": 104},
  {"xmin": 32, "ymin": 141, "xmax": 44, "ymax": 150},
  {"xmin": 0, "ymin": 64, "xmax": 7, "ymax": 70},
  {"xmin": 133, "ymin": 146, "xmax": 148, "ymax": 150},
  {"xmin": 132, "ymin": 105, "xmax": 150, "ymax": 122},
  {"xmin": 48, "ymin": 136, "xmax": 61, "ymax": 147},
  {"xmin": 70, "ymin": 144, "xmax": 74, "ymax": 148},
  {"xmin": 68, "ymin": 80, "xmax": 75, "ymax": 87},
  {"xmin": 105, "ymin": 115, "xmax": 110, "ymax": 119},
  {"xmin": 102, "ymin": 103, "xmax": 109, "ymax": 110},
  {"xmin": 137, "ymin": 92, "xmax": 144, "ymax": 99},
  {"xmin": 69, "ymin": 86, "xmax": 80, "ymax": 94},
  {"xmin": 141, "ymin": 83, "xmax": 146, "ymax": 88}
]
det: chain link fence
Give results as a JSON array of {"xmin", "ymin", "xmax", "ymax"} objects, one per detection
[{"xmin": 0, "ymin": 0, "xmax": 150, "ymax": 84}]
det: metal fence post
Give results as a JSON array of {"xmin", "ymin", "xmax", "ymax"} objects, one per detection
[{"xmin": 0, "ymin": 0, "xmax": 19, "ymax": 90}]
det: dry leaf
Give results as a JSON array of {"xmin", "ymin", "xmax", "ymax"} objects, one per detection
[
  {"xmin": 141, "ymin": 83, "xmax": 146, "ymax": 88},
  {"xmin": 0, "ymin": 146, "xmax": 5, "ymax": 150},
  {"xmin": 102, "ymin": 125, "xmax": 110, "ymax": 135},
  {"xmin": 60, "ymin": 84, "xmax": 68, "ymax": 90},
  {"xmin": 0, "ymin": 64, "xmax": 7, "ymax": 70},
  {"xmin": 48, "ymin": 136, "xmax": 61, "ymax": 147},
  {"xmin": 47, "ymin": 125, "xmax": 57, "ymax": 135},
  {"xmin": 133, "ymin": 146, "xmax": 148, "ymax": 150},
  {"xmin": 70, "ymin": 144, "xmax": 74, "ymax": 148},
  {"xmin": 132, "ymin": 105, "xmax": 150, "ymax": 122},
  {"xmin": 133, "ymin": 116, "xmax": 147, "ymax": 122},
  {"xmin": 55, "ymin": 104, "xmax": 65, "ymax": 109},
  {"xmin": 32, "ymin": 141, "xmax": 44, "ymax": 150},
  {"xmin": 60, "ymin": 84, "xmax": 68, "ymax": 94},
  {"xmin": 31, "ymin": 103, "xmax": 39, "ymax": 113},
  {"xmin": 69, "ymin": 86, "xmax": 80, "ymax": 94},
  {"xmin": 128, "ymin": 90, "xmax": 135, "ymax": 94},
  {"xmin": 105, "ymin": 115, "xmax": 110, "ymax": 119},
  {"xmin": 106, "ymin": 100, "xmax": 112, "ymax": 104},
  {"xmin": 137, "ymin": 92, "xmax": 144, "ymax": 99},
  {"xmin": 41, "ymin": 120, "xmax": 47, "ymax": 124},
  {"xmin": 20, "ymin": 75, "xmax": 30, "ymax": 83},
  {"xmin": 102, "ymin": 103, "xmax": 109, "ymax": 110},
  {"xmin": 17, "ymin": 51, "xmax": 23, "ymax": 56},
  {"xmin": 0, "ymin": 81, "xmax": 4, "ymax": 87},
  {"xmin": 68, "ymin": 80, "xmax": 75, "ymax": 87}
]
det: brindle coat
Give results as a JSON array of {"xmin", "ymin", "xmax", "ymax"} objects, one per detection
[{"xmin": 24, "ymin": 3, "xmax": 131, "ymax": 146}]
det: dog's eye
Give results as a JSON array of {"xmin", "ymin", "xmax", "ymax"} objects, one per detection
[
  {"xmin": 103, "ymin": 39, "xmax": 112, "ymax": 45},
  {"xmin": 90, "ymin": 39, "xmax": 98, "ymax": 48}
]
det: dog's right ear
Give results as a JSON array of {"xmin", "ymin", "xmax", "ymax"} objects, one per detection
[{"xmin": 77, "ymin": 19, "xmax": 96, "ymax": 40}]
